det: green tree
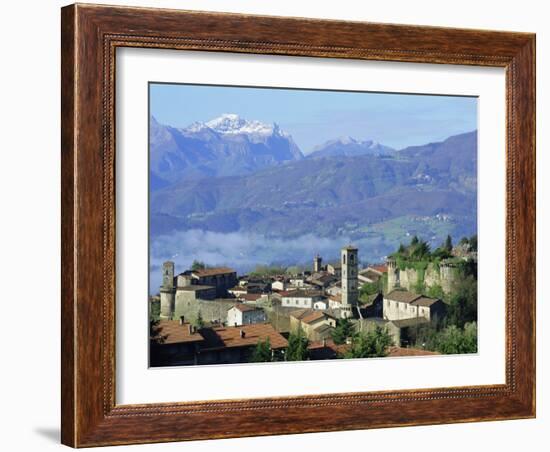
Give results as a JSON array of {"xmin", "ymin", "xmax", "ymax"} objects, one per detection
[
  {"xmin": 191, "ymin": 260, "xmax": 206, "ymax": 271},
  {"xmin": 344, "ymin": 327, "xmax": 393, "ymax": 359},
  {"xmin": 250, "ymin": 264, "xmax": 286, "ymax": 277},
  {"xmin": 436, "ymin": 322, "xmax": 477, "ymax": 354},
  {"xmin": 410, "ymin": 235, "xmax": 419, "ymax": 246},
  {"xmin": 447, "ymin": 275, "xmax": 477, "ymax": 328},
  {"xmin": 411, "ymin": 240, "xmax": 431, "ymax": 260},
  {"xmin": 397, "ymin": 243, "xmax": 406, "ymax": 255},
  {"xmin": 359, "ymin": 281, "xmax": 381, "ymax": 298},
  {"xmin": 251, "ymin": 338, "xmax": 272, "ymax": 362},
  {"xmin": 426, "ymin": 284, "xmax": 445, "ymax": 301},
  {"xmin": 286, "ymin": 327, "xmax": 309, "ymax": 361},
  {"xmin": 331, "ymin": 318, "xmax": 356, "ymax": 345},
  {"xmin": 285, "ymin": 265, "xmax": 303, "ymax": 276}
]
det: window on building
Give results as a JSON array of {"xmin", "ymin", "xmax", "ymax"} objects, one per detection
[{"xmin": 342, "ymin": 255, "xmax": 346, "ymax": 264}]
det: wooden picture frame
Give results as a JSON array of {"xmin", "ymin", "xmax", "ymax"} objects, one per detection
[{"xmin": 61, "ymin": 3, "xmax": 535, "ymax": 447}]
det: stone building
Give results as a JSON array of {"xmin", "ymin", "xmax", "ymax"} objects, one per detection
[
  {"xmin": 383, "ymin": 290, "xmax": 446, "ymax": 322},
  {"xmin": 280, "ymin": 290, "xmax": 325, "ymax": 309},
  {"xmin": 174, "ymin": 298, "xmax": 237, "ymax": 326},
  {"xmin": 326, "ymin": 262, "xmax": 342, "ymax": 277},
  {"xmin": 176, "ymin": 267, "xmax": 238, "ymax": 298},
  {"xmin": 313, "ymin": 254, "xmax": 323, "ymax": 273},
  {"xmin": 289, "ymin": 309, "xmax": 338, "ymax": 341},
  {"xmin": 358, "ymin": 266, "xmax": 383, "ymax": 284},
  {"xmin": 160, "ymin": 261, "xmax": 175, "ymax": 320},
  {"xmin": 227, "ymin": 304, "xmax": 267, "ymax": 326},
  {"xmin": 159, "ymin": 262, "xmax": 237, "ymax": 319},
  {"xmin": 341, "ymin": 245, "xmax": 359, "ymax": 318},
  {"xmin": 386, "ymin": 258, "xmax": 462, "ymax": 294}
]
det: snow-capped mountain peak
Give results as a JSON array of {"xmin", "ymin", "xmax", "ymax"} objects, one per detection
[
  {"xmin": 308, "ymin": 136, "xmax": 395, "ymax": 159},
  {"xmin": 184, "ymin": 113, "xmax": 287, "ymax": 138}
]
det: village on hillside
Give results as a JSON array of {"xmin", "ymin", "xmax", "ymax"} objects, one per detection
[{"xmin": 149, "ymin": 235, "xmax": 478, "ymax": 367}]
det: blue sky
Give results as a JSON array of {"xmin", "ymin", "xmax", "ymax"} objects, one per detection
[{"xmin": 150, "ymin": 83, "xmax": 477, "ymax": 152}]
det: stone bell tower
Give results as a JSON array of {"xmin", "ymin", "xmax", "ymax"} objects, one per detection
[
  {"xmin": 341, "ymin": 245, "xmax": 358, "ymax": 318},
  {"xmin": 313, "ymin": 254, "xmax": 323, "ymax": 273},
  {"xmin": 159, "ymin": 261, "xmax": 175, "ymax": 320}
]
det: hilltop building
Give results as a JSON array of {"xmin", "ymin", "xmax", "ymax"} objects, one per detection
[
  {"xmin": 227, "ymin": 304, "xmax": 267, "ymax": 326},
  {"xmin": 280, "ymin": 290, "xmax": 324, "ymax": 309},
  {"xmin": 160, "ymin": 261, "xmax": 175, "ymax": 320},
  {"xmin": 290, "ymin": 309, "xmax": 338, "ymax": 341},
  {"xmin": 159, "ymin": 263, "xmax": 237, "ymax": 320},
  {"xmin": 340, "ymin": 245, "xmax": 359, "ymax": 318},
  {"xmin": 313, "ymin": 254, "xmax": 323, "ymax": 273},
  {"xmin": 383, "ymin": 290, "xmax": 446, "ymax": 322}
]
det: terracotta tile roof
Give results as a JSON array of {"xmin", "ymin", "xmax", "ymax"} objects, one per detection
[
  {"xmin": 359, "ymin": 269, "xmax": 382, "ymax": 281},
  {"xmin": 176, "ymin": 285, "xmax": 215, "ymax": 291},
  {"xmin": 300, "ymin": 311, "xmax": 327, "ymax": 324},
  {"xmin": 192, "ymin": 267, "xmax": 236, "ymax": 277},
  {"xmin": 411, "ymin": 296, "xmax": 440, "ymax": 307},
  {"xmin": 289, "ymin": 309, "xmax": 311, "ymax": 320},
  {"xmin": 370, "ymin": 263, "xmax": 388, "ymax": 273},
  {"xmin": 385, "ymin": 290, "xmax": 422, "ymax": 304},
  {"xmin": 200, "ymin": 324, "xmax": 288, "ymax": 350},
  {"xmin": 154, "ymin": 320, "xmax": 205, "ymax": 345},
  {"xmin": 387, "ymin": 346, "xmax": 440, "ymax": 357},
  {"xmin": 385, "ymin": 290, "xmax": 440, "ymax": 307},
  {"xmin": 313, "ymin": 323, "xmax": 334, "ymax": 334},
  {"xmin": 232, "ymin": 303, "xmax": 261, "ymax": 312},
  {"xmin": 308, "ymin": 339, "xmax": 349, "ymax": 356},
  {"xmin": 239, "ymin": 293, "xmax": 263, "ymax": 302},
  {"xmin": 291, "ymin": 309, "xmax": 337, "ymax": 324}
]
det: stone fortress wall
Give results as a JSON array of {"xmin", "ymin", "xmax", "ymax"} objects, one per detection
[{"xmin": 387, "ymin": 259, "xmax": 462, "ymax": 294}]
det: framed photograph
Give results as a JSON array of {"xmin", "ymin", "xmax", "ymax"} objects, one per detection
[{"xmin": 61, "ymin": 3, "xmax": 535, "ymax": 447}]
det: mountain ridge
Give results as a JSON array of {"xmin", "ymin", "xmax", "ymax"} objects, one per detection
[
  {"xmin": 150, "ymin": 130, "xmax": 477, "ymax": 246},
  {"xmin": 150, "ymin": 114, "xmax": 304, "ymax": 185}
]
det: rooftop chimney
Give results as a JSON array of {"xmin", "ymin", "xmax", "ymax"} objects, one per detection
[
  {"xmin": 322, "ymin": 338, "xmax": 327, "ymax": 347},
  {"xmin": 239, "ymin": 329, "xmax": 245, "ymax": 338},
  {"xmin": 179, "ymin": 316, "xmax": 185, "ymax": 325},
  {"xmin": 188, "ymin": 324, "xmax": 193, "ymax": 335}
]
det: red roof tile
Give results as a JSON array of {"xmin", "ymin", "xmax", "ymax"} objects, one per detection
[
  {"xmin": 200, "ymin": 324, "xmax": 288, "ymax": 350},
  {"xmin": 154, "ymin": 320, "xmax": 205, "ymax": 345},
  {"xmin": 192, "ymin": 267, "xmax": 236, "ymax": 277}
]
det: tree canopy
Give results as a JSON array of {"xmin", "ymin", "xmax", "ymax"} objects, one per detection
[
  {"xmin": 286, "ymin": 327, "xmax": 309, "ymax": 361},
  {"xmin": 251, "ymin": 338, "xmax": 272, "ymax": 362},
  {"xmin": 343, "ymin": 327, "xmax": 393, "ymax": 359},
  {"xmin": 191, "ymin": 260, "xmax": 206, "ymax": 271},
  {"xmin": 331, "ymin": 318, "xmax": 356, "ymax": 345}
]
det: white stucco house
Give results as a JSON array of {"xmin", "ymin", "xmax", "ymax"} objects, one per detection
[
  {"xmin": 226, "ymin": 304, "xmax": 267, "ymax": 326},
  {"xmin": 383, "ymin": 290, "xmax": 446, "ymax": 322},
  {"xmin": 280, "ymin": 290, "xmax": 324, "ymax": 309}
]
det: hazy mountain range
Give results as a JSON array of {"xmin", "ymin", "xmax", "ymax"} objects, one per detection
[{"xmin": 149, "ymin": 114, "xmax": 477, "ymax": 275}]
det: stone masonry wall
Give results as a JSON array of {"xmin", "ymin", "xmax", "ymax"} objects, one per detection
[{"xmin": 387, "ymin": 262, "xmax": 460, "ymax": 295}]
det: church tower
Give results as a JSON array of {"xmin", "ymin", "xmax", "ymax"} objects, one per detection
[
  {"xmin": 341, "ymin": 245, "xmax": 358, "ymax": 318},
  {"xmin": 313, "ymin": 254, "xmax": 323, "ymax": 273},
  {"xmin": 160, "ymin": 261, "xmax": 175, "ymax": 320}
]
